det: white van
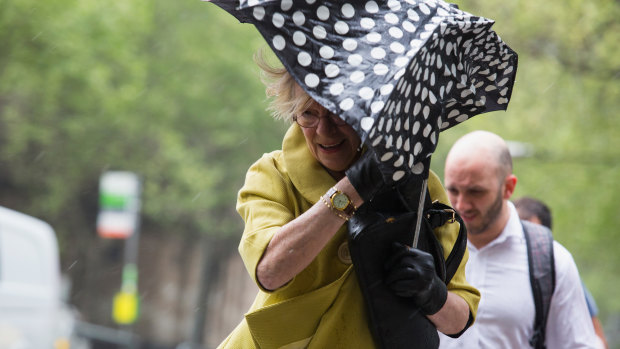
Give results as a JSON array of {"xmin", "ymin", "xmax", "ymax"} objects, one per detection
[{"xmin": 0, "ymin": 205, "xmax": 79, "ymax": 349}]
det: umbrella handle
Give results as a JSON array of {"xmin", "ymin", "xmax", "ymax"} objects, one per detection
[{"xmin": 412, "ymin": 179, "xmax": 428, "ymax": 248}]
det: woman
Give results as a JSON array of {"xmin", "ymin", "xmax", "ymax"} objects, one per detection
[{"xmin": 217, "ymin": 54, "xmax": 480, "ymax": 349}]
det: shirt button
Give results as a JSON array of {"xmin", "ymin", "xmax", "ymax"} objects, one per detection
[{"xmin": 338, "ymin": 242, "xmax": 352, "ymax": 264}]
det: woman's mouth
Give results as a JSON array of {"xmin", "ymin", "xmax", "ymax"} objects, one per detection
[{"xmin": 319, "ymin": 140, "xmax": 345, "ymax": 152}]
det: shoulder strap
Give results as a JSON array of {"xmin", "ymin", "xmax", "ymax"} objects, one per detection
[
  {"xmin": 426, "ymin": 201, "xmax": 467, "ymax": 283},
  {"xmin": 522, "ymin": 220, "xmax": 556, "ymax": 349}
]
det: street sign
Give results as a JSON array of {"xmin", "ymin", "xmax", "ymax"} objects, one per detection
[{"xmin": 97, "ymin": 171, "xmax": 141, "ymax": 239}]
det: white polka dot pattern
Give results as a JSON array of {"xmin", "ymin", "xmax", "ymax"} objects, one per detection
[{"xmin": 210, "ymin": 0, "xmax": 517, "ymax": 182}]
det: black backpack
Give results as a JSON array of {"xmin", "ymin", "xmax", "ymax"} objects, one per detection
[{"xmin": 522, "ymin": 220, "xmax": 556, "ymax": 349}]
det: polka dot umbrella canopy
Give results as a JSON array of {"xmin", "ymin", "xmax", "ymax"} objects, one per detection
[{"xmin": 206, "ymin": 0, "xmax": 517, "ymax": 184}]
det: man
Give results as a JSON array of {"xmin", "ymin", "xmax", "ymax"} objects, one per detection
[
  {"xmin": 439, "ymin": 130, "xmax": 597, "ymax": 348},
  {"xmin": 513, "ymin": 196, "xmax": 553, "ymax": 229},
  {"xmin": 514, "ymin": 196, "xmax": 609, "ymax": 349}
]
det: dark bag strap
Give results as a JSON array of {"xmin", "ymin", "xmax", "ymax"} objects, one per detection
[
  {"xmin": 425, "ymin": 201, "xmax": 467, "ymax": 284},
  {"xmin": 522, "ymin": 220, "xmax": 556, "ymax": 349}
]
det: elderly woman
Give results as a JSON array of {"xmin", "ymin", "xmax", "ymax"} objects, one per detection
[{"xmin": 218, "ymin": 55, "xmax": 480, "ymax": 349}]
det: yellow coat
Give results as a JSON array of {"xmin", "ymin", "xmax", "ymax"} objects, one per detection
[{"xmin": 218, "ymin": 124, "xmax": 480, "ymax": 349}]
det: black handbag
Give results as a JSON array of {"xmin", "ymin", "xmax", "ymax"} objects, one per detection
[{"xmin": 347, "ymin": 186, "xmax": 467, "ymax": 349}]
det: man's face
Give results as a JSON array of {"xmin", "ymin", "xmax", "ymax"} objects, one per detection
[{"xmin": 444, "ymin": 159, "xmax": 506, "ymax": 236}]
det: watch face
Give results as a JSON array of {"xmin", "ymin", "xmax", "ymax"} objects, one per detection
[{"xmin": 333, "ymin": 193, "xmax": 350, "ymax": 210}]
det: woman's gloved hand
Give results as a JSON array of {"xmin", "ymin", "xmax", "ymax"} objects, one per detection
[
  {"xmin": 345, "ymin": 147, "xmax": 405, "ymax": 202},
  {"xmin": 384, "ymin": 242, "xmax": 448, "ymax": 315}
]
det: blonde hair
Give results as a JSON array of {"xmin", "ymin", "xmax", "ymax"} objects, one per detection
[{"xmin": 254, "ymin": 48, "xmax": 313, "ymax": 123}]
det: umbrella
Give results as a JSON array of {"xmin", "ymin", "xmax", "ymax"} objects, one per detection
[
  {"xmin": 205, "ymin": 0, "xmax": 517, "ymax": 347},
  {"xmin": 205, "ymin": 0, "xmax": 517, "ymax": 187}
]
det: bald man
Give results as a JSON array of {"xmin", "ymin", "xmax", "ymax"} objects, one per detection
[{"xmin": 438, "ymin": 131, "xmax": 597, "ymax": 348}]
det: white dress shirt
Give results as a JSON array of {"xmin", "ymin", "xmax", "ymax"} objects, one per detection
[{"xmin": 439, "ymin": 202, "xmax": 598, "ymax": 348}]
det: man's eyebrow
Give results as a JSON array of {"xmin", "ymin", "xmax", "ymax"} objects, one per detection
[
  {"xmin": 446, "ymin": 185, "xmax": 486, "ymax": 191},
  {"xmin": 466, "ymin": 186, "xmax": 488, "ymax": 192}
]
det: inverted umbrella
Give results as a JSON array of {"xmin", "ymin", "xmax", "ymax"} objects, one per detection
[
  {"xmin": 206, "ymin": 0, "xmax": 517, "ymax": 347},
  {"xmin": 206, "ymin": 0, "xmax": 517, "ymax": 186}
]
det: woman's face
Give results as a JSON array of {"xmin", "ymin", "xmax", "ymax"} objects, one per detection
[{"xmin": 298, "ymin": 101, "xmax": 361, "ymax": 175}]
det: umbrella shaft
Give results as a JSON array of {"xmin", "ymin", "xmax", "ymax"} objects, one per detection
[{"xmin": 412, "ymin": 179, "xmax": 428, "ymax": 248}]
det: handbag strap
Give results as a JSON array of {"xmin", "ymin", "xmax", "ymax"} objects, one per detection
[{"xmin": 425, "ymin": 201, "xmax": 467, "ymax": 284}]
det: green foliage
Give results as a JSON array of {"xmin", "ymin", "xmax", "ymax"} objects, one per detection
[{"xmin": 0, "ymin": 0, "xmax": 288, "ymax": 242}]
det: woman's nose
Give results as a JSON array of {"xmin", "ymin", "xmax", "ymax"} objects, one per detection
[
  {"xmin": 316, "ymin": 116, "xmax": 335, "ymax": 133},
  {"xmin": 315, "ymin": 112, "xmax": 339, "ymax": 133}
]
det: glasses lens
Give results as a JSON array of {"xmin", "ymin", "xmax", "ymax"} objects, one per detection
[
  {"xmin": 295, "ymin": 111, "xmax": 346, "ymax": 128},
  {"xmin": 296, "ymin": 113, "xmax": 318, "ymax": 128},
  {"xmin": 329, "ymin": 114, "xmax": 346, "ymax": 125}
]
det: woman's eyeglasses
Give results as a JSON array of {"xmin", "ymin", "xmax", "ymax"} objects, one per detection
[{"xmin": 294, "ymin": 111, "xmax": 347, "ymax": 128}]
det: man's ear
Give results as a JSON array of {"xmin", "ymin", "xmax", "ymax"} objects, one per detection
[{"xmin": 503, "ymin": 174, "xmax": 517, "ymax": 199}]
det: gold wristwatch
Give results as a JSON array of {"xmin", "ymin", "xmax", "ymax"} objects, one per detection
[{"xmin": 326, "ymin": 187, "xmax": 357, "ymax": 217}]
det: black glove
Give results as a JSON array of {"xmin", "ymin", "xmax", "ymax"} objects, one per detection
[
  {"xmin": 384, "ymin": 242, "xmax": 448, "ymax": 315},
  {"xmin": 345, "ymin": 146, "xmax": 404, "ymax": 202}
]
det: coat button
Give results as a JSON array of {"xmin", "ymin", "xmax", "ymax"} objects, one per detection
[{"xmin": 338, "ymin": 242, "xmax": 352, "ymax": 264}]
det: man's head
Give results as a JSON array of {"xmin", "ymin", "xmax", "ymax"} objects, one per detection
[
  {"xmin": 513, "ymin": 197, "xmax": 553, "ymax": 229},
  {"xmin": 444, "ymin": 131, "xmax": 517, "ymax": 245}
]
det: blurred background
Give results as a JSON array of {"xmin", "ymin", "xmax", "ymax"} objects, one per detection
[{"xmin": 0, "ymin": 0, "xmax": 618, "ymax": 348}]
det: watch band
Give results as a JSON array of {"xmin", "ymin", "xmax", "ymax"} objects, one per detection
[{"xmin": 320, "ymin": 195, "xmax": 351, "ymax": 221}]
